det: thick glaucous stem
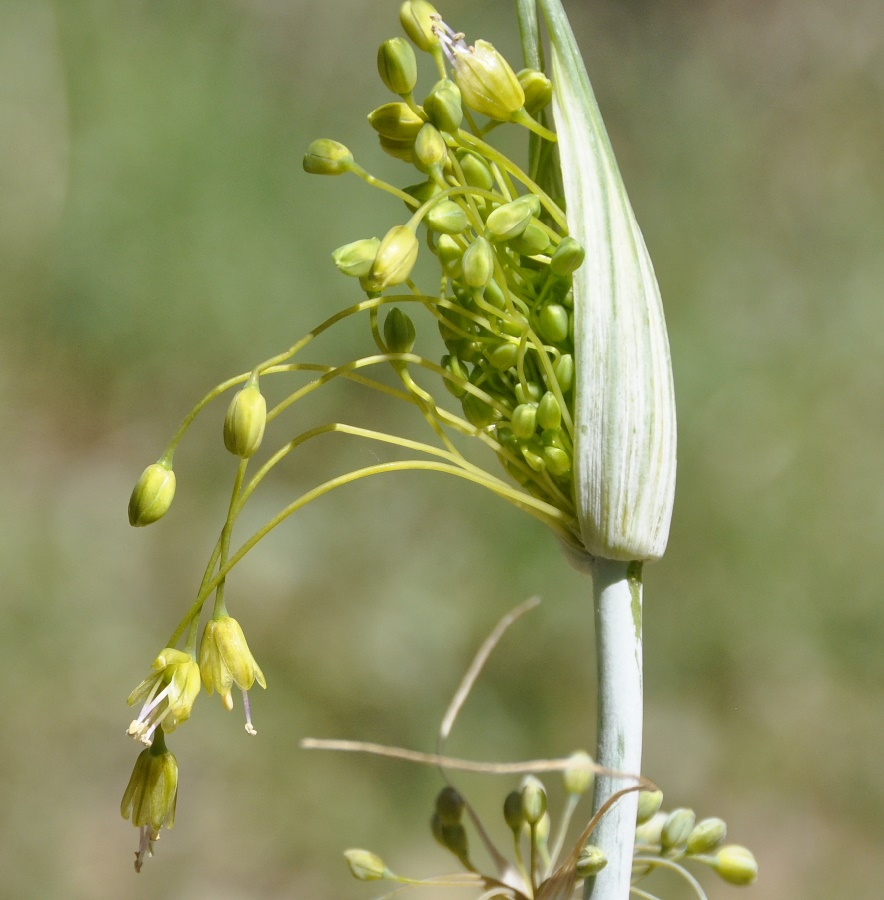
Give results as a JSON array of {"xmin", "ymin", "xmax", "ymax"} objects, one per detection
[{"xmin": 585, "ymin": 558, "xmax": 643, "ymax": 900}]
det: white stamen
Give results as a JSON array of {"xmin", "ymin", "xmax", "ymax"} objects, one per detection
[{"xmin": 242, "ymin": 689, "xmax": 257, "ymax": 735}]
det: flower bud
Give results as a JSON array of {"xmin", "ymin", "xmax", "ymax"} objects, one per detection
[
  {"xmin": 424, "ymin": 79, "xmax": 463, "ymax": 133},
  {"xmin": 543, "ymin": 444, "xmax": 571, "ymax": 477},
  {"xmin": 223, "ymin": 382, "xmax": 266, "ymax": 458},
  {"xmin": 431, "ymin": 813, "xmax": 470, "ymax": 862},
  {"xmin": 446, "ymin": 36, "xmax": 525, "ymax": 121},
  {"xmin": 537, "ymin": 391, "xmax": 562, "ymax": 431},
  {"xmin": 457, "ymin": 149, "xmax": 495, "ymax": 191},
  {"xmin": 576, "ymin": 844, "xmax": 607, "ymax": 878},
  {"xmin": 485, "ymin": 195, "xmax": 541, "ymax": 240},
  {"xmin": 425, "ymin": 199, "xmax": 468, "ymax": 234},
  {"xmin": 435, "ymin": 233, "xmax": 463, "ymax": 279},
  {"xmin": 511, "ymin": 403, "xmax": 537, "ymax": 439},
  {"xmin": 487, "ymin": 341, "xmax": 518, "ymax": 371},
  {"xmin": 384, "ymin": 307, "xmax": 416, "ymax": 353},
  {"xmin": 368, "ymin": 102, "xmax": 424, "ymax": 141},
  {"xmin": 562, "ymin": 750, "xmax": 595, "ymax": 796},
  {"xmin": 128, "ymin": 462, "xmax": 175, "ymax": 527},
  {"xmin": 399, "ymin": 0, "xmax": 440, "ymax": 51},
  {"xmin": 713, "ymin": 845, "xmax": 758, "ymax": 885},
  {"xmin": 365, "ymin": 225, "xmax": 419, "ymax": 292},
  {"xmin": 461, "ymin": 392, "xmax": 497, "ymax": 428},
  {"xmin": 344, "ymin": 848, "xmax": 388, "ymax": 881},
  {"xmin": 377, "ymin": 37, "xmax": 417, "ymax": 95},
  {"xmin": 462, "ymin": 236, "xmax": 494, "ymax": 288},
  {"xmin": 332, "ymin": 237, "xmax": 380, "ymax": 277},
  {"xmin": 378, "ymin": 135, "xmax": 414, "ymax": 163},
  {"xmin": 414, "ymin": 122, "xmax": 447, "ymax": 173},
  {"xmin": 538, "ymin": 304, "xmax": 570, "ymax": 344},
  {"xmin": 302, "ymin": 139, "xmax": 353, "ymax": 175},
  {"xmin": 435, "ymin": 785, "xmax": 465, "ymax": 826},
  {"xmin": 520, "ymin": 775, "xmax": 547, "ymax": 826},
  {"xmin": 509, "ymin": 221, "xmax": 550, "ymax": 256},
  {"xmin": 661, "ymin": 807, "xmax": 696, "ymax": 851},
  {"xmin": 550, "ymin": 235, "xmax": 585, "ymax": 275},
  {"xmin": 634, "ymin": 811, "xmax": 666, "ymax": 847},
  {"xmin": 553, "ymin": 353, "xmax": 574, "ymax": 392},
  {"xmin": 518, "ymin": 68, "xmax": 553, "ymax": 114},
  {"xmin": 635, "ymin": 789, "xmax": 664, "ymax": 825},
  {"xmin": 687, "ymin": 817, "xmax": 727, "ymax": 855},
  {"xmin": 515, "ymin": 381, "xmax": 542, "ymax": 404},
  {"xmin": 503, "ymin": 789, "xmax": 524, "ymax": 832}
]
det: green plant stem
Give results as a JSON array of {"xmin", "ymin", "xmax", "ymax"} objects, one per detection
[{"xmin": 585, "ymin": 558, "xmax": 644, "ymax": 900}]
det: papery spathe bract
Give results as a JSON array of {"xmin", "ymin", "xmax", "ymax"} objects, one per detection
[{"xmin": 542, "ymin": 0, "xmax": 676, "ymax": 562}]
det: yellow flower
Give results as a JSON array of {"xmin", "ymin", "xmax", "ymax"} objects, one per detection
[{"xmin": 126, "ymin": 648, "xmax": 200, "ymax": 745}]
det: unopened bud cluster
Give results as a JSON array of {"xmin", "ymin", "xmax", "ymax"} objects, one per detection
[
  {"xmin": 305, "ymin": 0, "xmax": 583, "ymax": 532},
  {"xmin": 633, "ymin": 791, "xmax": 758, "ymax": 888}
]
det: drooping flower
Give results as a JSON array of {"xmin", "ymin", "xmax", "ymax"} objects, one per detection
[
  {"xmin": 199, "ymin": 615, "xmax": 266, "ymax": 734},
  {"xmin": 120, "ymin": 727, "xmax": 178, "ymax": 872},
  {"xmin": 126, "ymin": 648, "xmax": 200, "ymax": 745}
]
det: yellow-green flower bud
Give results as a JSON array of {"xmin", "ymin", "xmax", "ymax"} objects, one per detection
[
  {"xmin": 503, "ymin": 789, "xmax": 524, "ymax": 832},
  {"xmin": 303, "ymin": 139, "xmax": 353, "ymax": 175},
  {"xmin": 368, "ymin": 102, "xmax": 424, "ymax": 141},
  {"xmin": 511, "ymin": 403, "xmax": 537, "ymax": 439},
  {"xmin": 444, "ymin": 34, "xmax": 525, "ymax": 121},
  {"xmin": 713, "ymin": 845, "xmax": 758, "ymax": 886},
  {"xmin": 128, "ymin": 462, "xmax": 175, "ymax": 527},
  {"xmin": 435, "ymin": 233, "xmax": 463, "ymax": 279},
  {"xmin": 661, "ymin": 807, "xmax": 696, "ymax": 851},
  {"xmin": 199, "ymin": 615, "xmax": 267, "ymax": 721},
  {"xmin": 435, "ymin": 785, "xmax": 465, "ymax": 826},
  {"xmin": 687, "ymin": 817, "xmax": 727, "ymax": 855},
  {"xmin": 635, "ymin": 789, "xmax": 664, "ymax": 825},
  {"xmin": 485, "ymin": 195, "xmax": 541, "ymax": 240},
  {"xmin": 344, "ymin": 848, "xmax": 388, "ymax": 881},
  {"xmin": 431, "ymin": 813, "xmax": 470, "ymax": 862},
  {"xmin": 462, "ymin": 235, "xmax": 494, "ymax": 288},
  {"xmin": 550, "ymin": 235, "xmax": 585, "ymax": 275},
  {"xmin": 538, "ymin": 303, "xmax": 570, "ymax": 344},
  {"xmin": 399, "ymin": 0, "xmax": 440, "ymax": 51},
  {"xmin": 414, "ymin": 122, "xmax": 447, "ymax": 173},
  {"xmin": 424, "ymin": 79, "xmax": 463, "ymax": 133},
  {"xmin": 462, "ymin": 392, "xmax": 497, "ymax": 428},
  {"xmin": 441, "ymin": 354, "xmax": 469, "ymax": 398},
  {"xmin": 383, "ymin": 307, "xmax": 416, "ymax": 354},
  {"xmin": 634, "ymin": 811, "xmax": 666, "ymax": 847},
  {"xmin": 554, "ymin": 353, "xmax": 574, "ymax": 392},
  {"xmin": 487, "ymin": 341, "xmax": 518, "ymax": 371},
  {"xmin": 377, "ymin": 37, "xmax": 417, "ymax": 95},
  {"xmin": 378, "ymin": 134, "xmax": 414, "ymax": 163},
  {"xmin": 332, "ymin": 237, "xmax": 381, "ymax": 278},
  {"xmin": 509, "ymin": 221, "xmax": 550, "ymax": 256},
  {"xmin": 365, "ymin": 225, "xmax": 419, "ymax": 292},
  {"xmin": 223, "ymin": 382, "xmax": 266, "ymax": 459},
  {"xmin": 518, "ymin": 67, "xmax": 553, "ymax": 114},
  {"xmin": 520, "ymin": 775, "xmax": 547, "ymax": 826},
  {"xmin": 544, "ymin": 445, "xmax": 571, "ymax": 477},
  {"xmin": 457, "ymin": 149, "xmax": 494, "ymax": 190},
  {"xmin": 576, "ymin": 844, "xmax": 608, "ymax": 878},
  {"xmin": 425, "ymin": 199, "xmax": 468, "ymax": 234},
  {"xmin": 537, "ymin": 391, "xmax": 562, "ymax": 431},
  {"xmin": 563, "ymin": 750, "xmax": 595, "ymax": 796},
  {"xmin": 515, "ymin": 381, "xmax": 542, "ymax": 404}
]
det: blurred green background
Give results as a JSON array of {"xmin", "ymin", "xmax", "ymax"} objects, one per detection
[{"xmin": 2, "ymin": 0, "xmax": 882, "ymax": 897}]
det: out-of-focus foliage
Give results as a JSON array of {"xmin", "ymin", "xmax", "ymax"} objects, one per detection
[{"xmin": 1, "ymin": 0, "xmax": 882, "ymax": 897}]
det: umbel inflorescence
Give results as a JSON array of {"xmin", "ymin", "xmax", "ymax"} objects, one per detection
[{"xmin": 120, "ymin": 0, "xmax": 753, "ymax": 892}]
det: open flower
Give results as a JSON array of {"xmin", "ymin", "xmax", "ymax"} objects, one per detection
[
  {"xmin": 199, "ymin": 615, "xmax": 266, "ymax": 734},
  {"xmin": 120, "ymin": 727, "xmax": 178, "ymax": 872},
  {"xmin": 126, "ymin": 648, "xmax": 200, "ymax": 745}
]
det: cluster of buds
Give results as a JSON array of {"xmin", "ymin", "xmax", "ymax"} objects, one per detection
[
  {"xmin": 304, "ymin": 0, "xmax": 585, "ymax": 537},
  {"xmin": 632, "ymin": 789, "xmax": 758, "ymax": 888},
  {"xmin": 343, "ymin": 775, "xmax": 757, "ymax": 897}
]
